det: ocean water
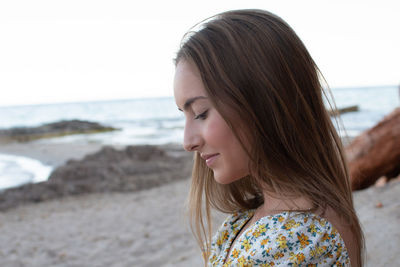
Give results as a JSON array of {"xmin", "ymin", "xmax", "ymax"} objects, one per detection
[
  {"xmin": 0, "ymin": 154, "xmax": 52, "ymax": 190},
  {"xmin": 0, "ymin": 97, "xmax": 185, "ymax": 145},
  {"xmin": 329, "ymin": 86, "xmax": 399, "ymax": 137},
  {"xmin": 0, "ymin": 86, "xmax": 399, "ymax": 190}
]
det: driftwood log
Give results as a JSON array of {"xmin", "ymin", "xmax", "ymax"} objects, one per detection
[
  {"xmin": 346, "ymin": 107, "xmax": 400, "ymax": 190},
  {"xmin": 329, "ymin": 105, "xmax": 359, "ymax": 116}
]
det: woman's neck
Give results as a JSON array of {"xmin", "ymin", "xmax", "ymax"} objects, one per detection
[{"xmin": 254, "ymin": 192, "xmax": 315, "ymax": 220}]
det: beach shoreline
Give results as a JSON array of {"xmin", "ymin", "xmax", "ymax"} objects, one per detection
[{"xmin": 0, "ymin": 140, "xmax": 122, "ymax": 168}]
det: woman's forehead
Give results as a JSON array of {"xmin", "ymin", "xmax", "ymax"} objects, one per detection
[{"xmin": 174, "ymin": 60, "xmax": 208, "ymax": 107}]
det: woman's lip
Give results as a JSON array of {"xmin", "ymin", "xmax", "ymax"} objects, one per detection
[{"xmin": 205, "ymin": 154, "xmax": 219, "ymax": 166}]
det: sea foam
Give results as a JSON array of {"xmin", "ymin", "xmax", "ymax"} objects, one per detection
[{"xmin": 0, "ymin": 154, "xmax": 52, "ymax": 190}]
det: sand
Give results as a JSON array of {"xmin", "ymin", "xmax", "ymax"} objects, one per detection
[
  {"xmin": 0, "ymin": 141, "xmax": 114, "ymax": 167},
  {"xmin": 0, "ymin": 179, "xmax": 204, "ymax": 267},
  {"xmin": 354, "ymin": 181, "xmax": 400, "ymax": 265},
  {"xmin": 0, "ymin": 140, "xmax": 399, "ymax": 266}
]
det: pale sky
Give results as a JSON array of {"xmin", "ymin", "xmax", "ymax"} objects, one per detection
[{"xmin": 0, "ymin": 0, "xmax": 399, "ymax": 106}]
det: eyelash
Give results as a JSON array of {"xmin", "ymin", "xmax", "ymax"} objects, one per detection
[{"xmin": 194, "ymin": 110, "xmax": 208, "ymax": 120}]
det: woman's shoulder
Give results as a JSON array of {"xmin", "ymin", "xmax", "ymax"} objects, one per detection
[
  {"xmin": 210, "ymin": 211, "xmax": 351, "ymax": 266},
  {"xmin": 238, "ymin": 211, "xmax": 350, "ymax": 266},
  {"xmin": 212, "ymin": 210, "xmax": 255, "ymax": 245},
  {"xmin": 213, "ymin": 210, "xmax": 256, "ymax": 237},
  {"xmin": 209, "ymin": 210, "xmax": 255, "ymax": 261}
]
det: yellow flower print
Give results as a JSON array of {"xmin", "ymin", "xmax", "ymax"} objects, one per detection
[
  {"xmin": 289, "ymin": 252, "xmax": 297, "ymax": 263},
  {"xmin": 310, "ymin": 245, "xmax": 327, "ymax": 257},
  {"xmin": 242, "ymin": 239, "xmax": 252, "ymax": 252},
  {"xmin": 238, "ymin": 256, "xmax": 246, "ymax": 264},
  {"xmin": 276, "ymin": 234, "xmax": 288, "ymax": 249},
  {"xmin": 273, "ymin": 251, "xmax": 284, "ymax": 260},
  {"xmin": 309, "ymin": 223, "xmax": 317, "ymax": 234},
  {"xmin": 297, "ymin": 253, "xmax": 305, "ymax": 262},
  {"xmin": 297, "ymin": 233, "xmax": 310, "ymax": 248},
  {"xmin": 223, "ymin": 259, "xmax": 233, "ymax": 267},
  {"xmin": 261, "ymin": 238, "xmax": 270, "ymax": 246},
  {"xmin": 258, "ymin": 224, "xmax": 267, "ymax": 233},
  {"xmin": 209, "ymin": 211, "xmax": 350, "ymax": 266},
  {"xmin": 209, "ymin": 254, "xmax": 217, "ymax": 263},
  {"xmin": 331, "ymin": 228, "xmax": 338, "ymax": 236},
  {"xmin": 217, "ymin": 230, "xmax": 229, "ymax": 246},
  {"xmin": 260, "ymin": 262, "xmax": 275, "ymax": 267},
  {"xmin": 252, "ymin": 230, "xmax": 261, "ymax": 238},
  {"xmin": 252, "ymin": 224, "xmax": 267, "ymax": 237},
  {"xmin": 232, "ymin": 248, "xmax": 240, "ymax": 258},
  {"xmin": 223, "ymin": 230, "xmax": 229, "ymax": 240},
  {"xmin": 336, "ymin": 242, "xmax": 343, "ymax": 258},
  {"xmin": 237, "ymin": 256, "xmax": 253, "ymax": 267},
  {"xmin": 289, "ymin": 252, "xmax": 306, "ymax": 266},
  {"xmin": 337, "ymin": 242, "xmax": 343, "ymax": 250},
  {"xmin": 283, "ymin": 219, "xmax": 300, "ymax": 230},
  {"xmin": 322, "ymin": 233, "xmax": 330, "ymax": 241}
]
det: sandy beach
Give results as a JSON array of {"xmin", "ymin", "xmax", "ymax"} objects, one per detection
[{"xmin": 0, "ymin": 140, "xmax": 399, "ymax": 267}]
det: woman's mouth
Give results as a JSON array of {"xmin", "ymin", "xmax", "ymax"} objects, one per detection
[{"xmin": 202, "ymin": 153, "xmax": 219, "ymax": 166}]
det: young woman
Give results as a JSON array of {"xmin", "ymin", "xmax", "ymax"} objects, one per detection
[{"xmin": 173, "ymin": 9, "xmax": 364, "ymax": 267}]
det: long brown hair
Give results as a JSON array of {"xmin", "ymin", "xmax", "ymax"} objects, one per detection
[{"xmin": 175, "ymin": 9, "xmax": 364, "ymax": 266}]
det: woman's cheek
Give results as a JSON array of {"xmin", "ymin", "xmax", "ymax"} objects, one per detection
[{"xmin": 204, "ymin": 115, "xmax": 230, "ymax": 147}]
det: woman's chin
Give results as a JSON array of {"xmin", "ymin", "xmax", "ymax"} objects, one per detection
[
  {"xmin": 212, "ymin": 172, "xmax": 247, "ymax": 185},
  {"xmin": 213, "ymin": 178, "xmax": 232, "ymax": 185}
]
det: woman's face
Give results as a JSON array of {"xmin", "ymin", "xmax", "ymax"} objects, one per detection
[{"xmin": 174, "ymin": 60, "xmax": 250, "ymax": 184}]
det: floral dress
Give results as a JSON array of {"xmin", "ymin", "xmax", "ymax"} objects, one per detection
[{"xmin": 208, "ymin": 210, "xmax": 350, "ymax": 266}]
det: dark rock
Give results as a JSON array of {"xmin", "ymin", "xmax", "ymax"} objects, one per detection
[
  {"xmin": 0, "ymin": 145, "xmax": 193, "ymax": 211},
  {"xmin": 346, "ymin": 108, "xmax": 400, "ymax": 190},
  {"xmin": 0, "ymin": 120, "xmax": 117, "ymax": 142}
]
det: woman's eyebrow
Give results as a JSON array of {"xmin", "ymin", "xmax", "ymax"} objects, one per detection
[{"xmin": 178, "ymin": 96, "xmax": 208, "ymax": 111}]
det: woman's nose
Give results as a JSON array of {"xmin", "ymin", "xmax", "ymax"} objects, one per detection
[{"xmin": 183, "ymin": 125, "xmax": 202, "ymax": 152}]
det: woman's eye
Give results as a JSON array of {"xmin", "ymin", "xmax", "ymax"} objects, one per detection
[{"xmin": 194, "ymin": 110, "xmax": 208, "ymax": 120}]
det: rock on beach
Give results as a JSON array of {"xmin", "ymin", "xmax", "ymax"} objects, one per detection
[
  {"xmin": 0, "ymin": 120, "xmax": 117, "ymax": 143},
  {"xmin": 0, "ymin": 145, "xmax": 192, "ymax": 211}
]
